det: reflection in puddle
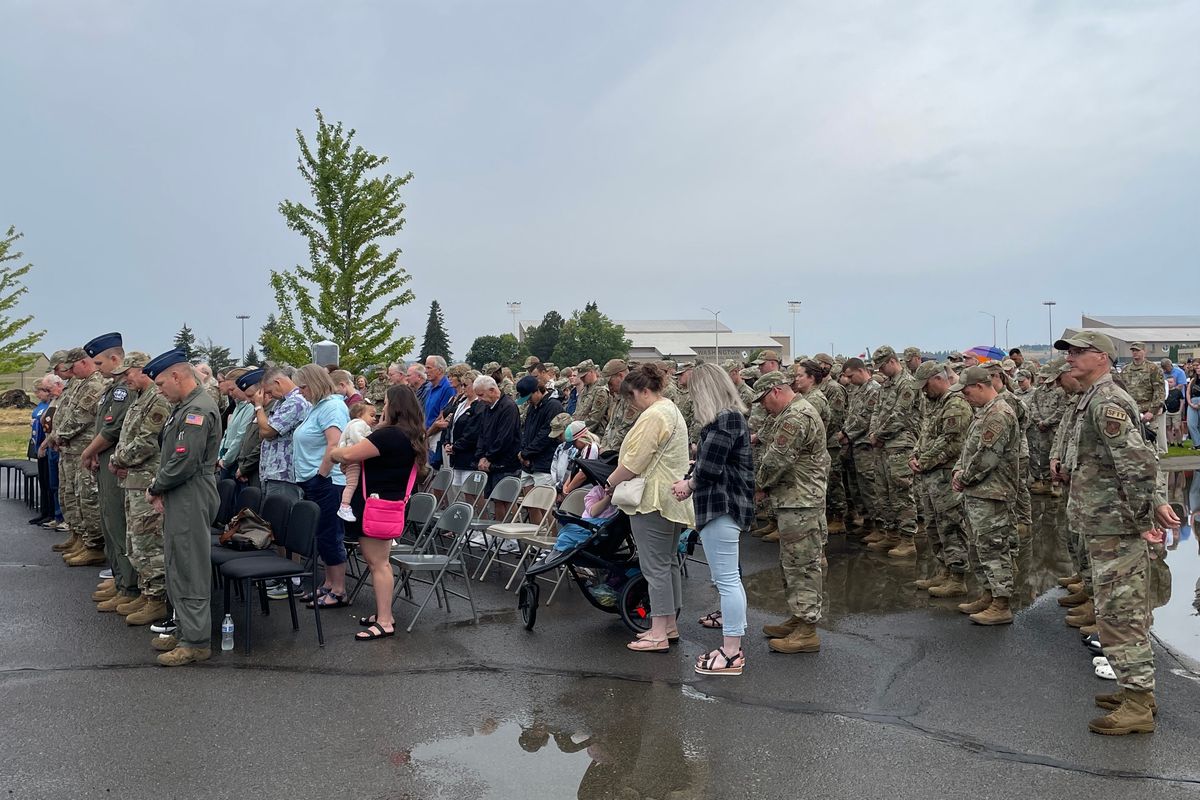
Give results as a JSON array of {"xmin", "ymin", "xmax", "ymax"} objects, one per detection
[
  {"xmin": 404, "ymin": 682, "xmax": 710, "ymax": 799},
  {"xmin": 1152, "ymin": 470, "xmax": 1200, "ymax": 667}
]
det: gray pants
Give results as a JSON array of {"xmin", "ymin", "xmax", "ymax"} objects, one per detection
[
  {"xmin": 99, "ymin": 453, "xmax": 137, "ymax": 594},
  {"xmin": 630, "ymin": 511, "xmax": 684, "ymax": 619}
]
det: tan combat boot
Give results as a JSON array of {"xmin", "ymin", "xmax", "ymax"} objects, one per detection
[
  {"xmin": 1088, "ymin": 690, "xmax": 1156, "ymax": 735},
  {"xmin": 1057, "ymin": 589, "xmax": 1089, "ymax": 607},
  {"xmin": 62, "ymin": 540, "xmax": 87, "ymax": 561},
  {"xmin": 66, "ymin": 548, "xmax": 106, "ymax": 567},
  {"xmin": 1066, "ymin": 582, "xmax": 1084, "ymax": 594},
  {"xmin": 914, "ymin": 569, "xmax": 949, "ymax": 590},
  {"xmin": 762, "ymin": 616, "xmax": 802, "ymax": 638},
  {"xmin": 1051, "ymin": 484, "xmax": 1062, "ymax": 497},
  {"xmin": 1066, "ymin": 605, "xmax": 1095, "ymax": 628},
  {"xmin": 768, "ymin": 622, "xmax": 820, "ymax": 653},
  {"xmin": 862, "ymin": 528, "xmax": 885, "ymax": 543},
  {"xmin": 97, "ymin": 593, "xmax": 136, "ymax": 613},
  {"xmin": 1030, "ymin": 480, "xmax": 1051, "ymax": 496},
  {"xmin": 1078, "ymin": 623, "xmax": 1098, "ymax": 636},
  {"xmin": 826, "ymin": 516, "xmax": 847, "ymax": 535},
  {"xmin": 929, "ymin": 574, "xmax": 968, "ymax": 598},
  {"xmin": 95, "ymin": 577, "xmax": 115, "ymax": 592},
  {"xmin": 91, "ymin": 585, "xmax": 118, "ymax": 602},
  {"xmin": 750, "ymin": 519, "xmax": 775, "ymax": 538},
  {"xmin": 151, "ymin": 634, "xmax": 179, "ymax": 652},
  {"xmin": 969, "ymin": 596, "xmax": 1013, "ymax": 626},
  {"xmin": 126, "ymin": 599, "xmax": 167, "ymax": 626},
  {"xmin": 116, "ymin": 595, "xmax": 147, "ymax": 616},
  {"xmin": 867, "ymin": 532, "xmax": 900, "ymax": 552},
  {"xmin": 845, "ymin": 514, "xmax": 863, "ymax": 529},
  {"xmin": 761, "ymin": 529, "xmax": 781, "ymax": 543},
  {"xmin": 157, "ymin": 646, "xmax": 212, "ymax": 667},
  {"xmin": 887, "ymin": 537, "xmax": 917, "ymax": 558},
  {"xmin": 1057, "ymin": 573, "xmax": 1080, "ymax": 588},
  {"xmin": 1096, "ymin": 689, "xmax": 1158, "ymax": 715},
  {"xmin": 958, "ymin": 592, "xmax": 992, "ymax": 615},
  {"xmin": 52, "ymin": 532, "xmax": 81, "ymax": 553}
]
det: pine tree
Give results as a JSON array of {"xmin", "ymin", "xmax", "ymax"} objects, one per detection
[
  {"xmin": 0, "ymin": 226, "xmax": 46, "ymax": 375},
  {"xmin": 193, "ymin": 338, "xmax": 234, "ymax": 374},
  {"xmin": 419, "ymin": 300, "xmax": 452, "ymax": 362},
  {"xmin": 173, "ymin": 324, "xmax": 196, "ymax": 358},
  {"xmin": 244, "ymin": 345, "xmax": 261, "ymax": 366},
  {"xmin": 258, "ymin": 314, "xmax": 283, "ymax": 363},
  {"xmin": 265, "ymin": 109, "xmax": 416, "ymax": 374}
]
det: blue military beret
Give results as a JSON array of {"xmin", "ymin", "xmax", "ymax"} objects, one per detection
[
  {"xmin": 84, "ymin": 332, "xmax": 123, "ymax": 358},
  {"xmin": 236, "ymin": 368, "xmax": 265, "ymax": 391},
  {"xmin": 143, "ymin": 348, "xmax": 189, "ymax": 380}
]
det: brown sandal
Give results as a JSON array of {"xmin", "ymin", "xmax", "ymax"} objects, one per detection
[
  {"xmin": 695, "ymin": 648, "xmax": 744, "ymax": 676},
  {"xmin": 626, "ymin": 637, "xmax": 670, "ymax": 653}
]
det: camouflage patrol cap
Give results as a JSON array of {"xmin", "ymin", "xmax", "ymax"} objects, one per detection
[
  {"xmin": 871, "ymin": 345, "xmax": 897, "ymax": 366},
  {"xmin": 902, "ymin": 346, "xmax": 922, "ymax": 360},
  {"xmin": 982, "ymin": 360, "xmax": 1005, "ymax": 373},
  {"xmin": 483, "ymin": 361, "xmax": 502, "ymax": 374},
  {"xmin": 740, "ymin": 367, "xmax": 760, "ymax": 382},
  {"xmin": 523, "ymin": 356, "xmax": 540, "ymax": 369},
  {"xmin": 1054, "ymin": 331, "xmax": 1117, "ymax": 360},
  {"xmin": 947, "ymin": 366, "xmax": 991, "ymax": 393},
  {"xmin": 1016, "ymin": 369, "xmax": 1033, "ymax": 382},
  {"xmin": 814, "ymin": 353, "xmax": 835, "ymax": 367},
  {"xmin": 50, "ymin": 349, "xmax": 70, "ymax": 366},
  {"xmin": 720, "ymin": 359, "xmax": 743, "ymax": 372},
  {"xmin": 549, "ymin": 412, "xmax": 573, "ymax": 437},
  {"xmin": 601, "ymin": 358, "xmax": 627, "ymax": 378},
  {"xmin": 575, "ymin": 359, "xmax": 598, "ymax": 374},
  {"xmin": 1000, "ymin": 358, "xmax": 1016, "ymax": 371},
  {"xmin": 946, "ymin": 351, "xmax": 965, "ymax": 363},
  {"xmin": 66, "ymin": 347, "xmax": 88, "ymax": 363},
  {"xmin": 112, "ymin": 351, "xmax": 151, "ymax": 375},
  {"xmin": 1129, "ymin": 341, "xmax": 1146, "ymax": 351},
  {"xmin": 752, "ymin": 370, "xmax": 791, "ymax": 401},
  {"xmin": 759, "ymin": 349, "xmax": 781, "ymax": 363},
  {"xmin": 674, "ymin": 361, "xmax": 695, "ymax": 376},
  {"xmin": 913, "ymin": 360, "xmax": 946, "ymax": 388}
]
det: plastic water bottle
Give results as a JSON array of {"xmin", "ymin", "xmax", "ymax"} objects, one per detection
[{"xmin": 221, "ymin": 614, "xmax": 234, "ymax": 651}]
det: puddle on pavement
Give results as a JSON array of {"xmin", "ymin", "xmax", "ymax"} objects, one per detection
[
  {"xmin": 396, "ymin": 681, "xmax": 710, "ymax": 799},
  {"xmin": 1153, "ymin": 469, "xmax": 1200, "ymax": 667}
]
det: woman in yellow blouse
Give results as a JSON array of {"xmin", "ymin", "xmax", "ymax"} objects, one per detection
[{"xmin": 605, "ymin": 365, "xmax": 695, "ymax": 652}]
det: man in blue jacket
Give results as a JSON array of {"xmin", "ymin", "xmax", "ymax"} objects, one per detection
[{"xmin": 517, "ymin": 375, "xmax": 564, "ymax": 490}]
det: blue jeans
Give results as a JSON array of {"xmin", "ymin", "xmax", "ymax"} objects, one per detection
[
  {"xmin": 1188, "ymin": 406, "xmax": 1200, "ymax": 447},
  {"xmin": 699, "ymin": 514, "xmax": 747, "ymax": 637},
  {"xmin": 299, "ymin": 474, "xmax": 347, "ymax": 567},
  {"xmin": 48, "ymin": 449, "xmax": 63, "ymax": 520}
]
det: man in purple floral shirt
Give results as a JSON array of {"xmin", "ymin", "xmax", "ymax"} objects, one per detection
[{"xmin": 249, "ymin": 366, "xmax": 312, "ymax": 502}]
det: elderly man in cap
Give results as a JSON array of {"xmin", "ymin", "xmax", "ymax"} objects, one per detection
[
  {"xmin": 49, "ymin": 346, "xmax": 108, "ymax": 565},
  {"xmin": 80, "ymin": 333, "xmax": 141, "ymax": 604},
  {"xmin": 951, "ymin": 366, "xmax": 1020, "ymax": 626},
  {"xmin": 572, "ymin": 360, "xmax": 607, "ymax": 433},
  {"xmin": 866, "ymin": 346, "xmax": 920, "ymax": 557},
  {"xmin": 144, "ymin": 349, "xmax": 221, "ymax": 666},
  {"xmin": 108, "ymin": 352, "xmax": 173, "ymax": 627},
  {"xmin": 753, "ymin": 371, "xmax": 830, "ymax": 653},
  {"xmin": 1054, "ymin": 331, "xmax": 1177, "ymax": 734},
  {"xmin": 910, "ymin": 362, "xmax": 972, "ymax": 597},
  {"xmin": 600, "ymin": 359, "xmax": 638, "ymax": 452}
]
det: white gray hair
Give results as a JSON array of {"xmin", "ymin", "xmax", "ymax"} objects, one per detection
[
  {"xmin": 408, "ymin": 364, "xmax": 427, "ymax": 379},
  {"xmin": 690, "ymin": 362, "xmax": 747, "ymax": 427},
  {"xmin": 473, "ymin": 375, "xmax": 498, "ymax": 393},
  {"xmin": 425, "ymin": 355, "xmax": 447, "ymax": 372},
  {"xmin": 42, "ymin": 374, "xmax": 65, "ymax": 389}
]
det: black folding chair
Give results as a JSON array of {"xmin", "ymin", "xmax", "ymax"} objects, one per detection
[{"xmin": 218, "ymin": 500, "xmax": 324, "ymax": 654}]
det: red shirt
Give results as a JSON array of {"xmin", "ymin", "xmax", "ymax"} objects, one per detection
[{"xmin": 344, "ymin": 392, "xmax": 364, "ymax": 407}]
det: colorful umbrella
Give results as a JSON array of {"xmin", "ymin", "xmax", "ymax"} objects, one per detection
[{"xmin": 965, "ymin": 345, "xmax": 1005, "ymax": 362}]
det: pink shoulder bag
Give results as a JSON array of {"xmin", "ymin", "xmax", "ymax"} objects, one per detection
[{"xmin": 360, "ymin": 461, "xmax": 419, "ymax": 540}]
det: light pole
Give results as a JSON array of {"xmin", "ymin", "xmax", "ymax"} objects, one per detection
[
  {"xmin": 506, "ymin": 301, "xmax": 521, "ymax": 338},
  {"xmin": 787, "ymin": 300, "xmax": 801, "ymax": 361},
  {"xmin": 978, "ymin": 311, "xmax": 997, "ymax": 348},
  {"xmin": 1004, "ymin": 319, "xmax": 1010, "ymax": 352},
  {"xmin": 235, "ymin": 314, "xmax": 250, "ymax": 362},
  {"xmin": 1043, "ymin": 300, "xmax": 1056, "ymax": 345},
  {"xmin": 702, "ymin": 307, "xmax": 721, "ymax": 361}
]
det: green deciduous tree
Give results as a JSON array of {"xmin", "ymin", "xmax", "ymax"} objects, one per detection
[
  {"xmin": 418, "ymin": 300, "xmax": 452, "ymax": 362},
  {"xmin": 173, "ymin": 324, "xmax": 196, "ymax": 358},
  {"xmin": 550, "ymin": 303, "xmax": 629, "ymax": 367},
  {"xmin": 465, "ymin": 333, "xmax": 526, "ymax": 371},
  {"xmin": 524, "ymin": 310, "xmax": 564, "ymax": 363},
  {"xmin": 0, "ymin": 226, "xmax": 46, "ymax": 374},
  {"xmin": 265, "ymin": 108, "xmax": 416, "ymax": 373}
]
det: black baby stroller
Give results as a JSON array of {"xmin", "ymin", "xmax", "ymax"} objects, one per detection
[{"xmin": 518, "ymin": 457, "xmax": 657, "ymax": 633}]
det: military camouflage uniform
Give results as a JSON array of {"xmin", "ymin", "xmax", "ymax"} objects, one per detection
[
  {"xmin": 737, "ymin": 380, "xmax": 755, "ymax": 408},
  {"xmin": 499, "ymin": 376, "xmax": 516, "ymax": 400},
  {"xmin": 601, "ymin": 393, "xmax": 639, "ymax": 453},
  {"xmin": 55, "ymin": 371, "xmax": 107, "ymax": 550},
  {"xmin": 756, "ymin": 394, "xmax": 829, "ymax": 623},
  {"xmin": 365, "ymin": 376, "xmax": 389, "ymax": 405},
  {"xmin": 915, "ymin": 389, "xmax": 972, "ymax": 574},
  {"xmin": 843, "ymin": 380, "xmax": 881, "ymax": 528},
  {"xmin": 96, "ymin": 377, "xmax": 135, "ymax": 592},
  {"xmin": 820, "ymin": 378, "xmax": 849, "ymax": 518},
  {"xmin": 574, "ymin": 379, "xmax": 611, "ymax": 435},
  {"xmin": 1029, "ymin": 382, "xmax": 1067, "ymax": 483},
  {"xmin": 1122, "ymin": 358, "xmax": 1166, "ymax": 455},
  {"xmin": 1051, "ymin": 381, "xmax": 1091, "ymax": 596},
  {"xmin": 1063, "ymin": 373, "xmax": 1163, "ymax": 692},
  {"xmin": 997, "ymin": 387, "xmax": 1032, "ymax": 527},
  {"xmin": 955, "ymin": 395, "xmax": 1019, "ymax": 598},
  {"xmin": 868, "ymin": 369, "xmax": 920, "ymax": 541},
  {"xmin": 111, "ymin": 385, "xmax": 172, "ymax": 600}
]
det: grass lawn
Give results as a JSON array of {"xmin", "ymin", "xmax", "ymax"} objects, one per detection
[
  {"xmin": 0, "ymin": 408, "xmax": 31, "ymax": 460},
  {"xmin": 1165, "ymin": 443, "xmax": 1198, "ymax": 459}
]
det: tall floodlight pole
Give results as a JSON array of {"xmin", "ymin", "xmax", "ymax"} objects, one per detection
[
  {"xmin": 235, "ymin": 314, "xmax": 250, "ymax": 361},
  {"xmin": 787, "ymin": 300, "xmax": 802, "ymax": 362},
  {"xmin": 1043, "ymin": 300, "xmax": 1056, "ymax": 345},
  {"xmin": 507, "ymin": 301, "xmax": 521, "ymax": 338},
  {"xmin": 979, "ymin": 311, "xmax": 997, "ymax": 348},
  {"xmin": 1004, "ymin": 319, "xmax": 1010, "ymax": 352},
  {"xmin": 702, "ymin": 307, "xmax": 721, "ymax": 361}
]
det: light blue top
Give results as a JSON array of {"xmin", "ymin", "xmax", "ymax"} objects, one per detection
[
  {"xmin": 292, "ymin": 394, "xmax": 349, "ymax": 484},
  {"xmin": 219, "ymin": 400, "xmax": 256, "ymax": 462}
]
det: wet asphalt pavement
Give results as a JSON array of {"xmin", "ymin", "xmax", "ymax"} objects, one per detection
[{"xmin": 2, "ymin": 494, "xmax": 1199, "ymax": 800}]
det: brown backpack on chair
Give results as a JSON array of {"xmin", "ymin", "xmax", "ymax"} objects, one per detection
[{"xmin": 219, "ymin": 508, "xmax": 274, "ymax": 550}]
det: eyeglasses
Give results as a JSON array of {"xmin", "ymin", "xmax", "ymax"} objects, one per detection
[{"xmin": 1066, "ymin": 347, "xmax": 1101, "ymax": 356}]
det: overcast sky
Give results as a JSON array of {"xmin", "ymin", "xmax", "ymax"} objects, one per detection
[{"xmin": 2, "ymin": 0, "xmax": 1198, "ymax": 362}]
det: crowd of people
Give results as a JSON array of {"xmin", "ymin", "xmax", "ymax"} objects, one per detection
[{"xmin": 24, "ymin": 331, "xmax": 1180, "ymax": 736}]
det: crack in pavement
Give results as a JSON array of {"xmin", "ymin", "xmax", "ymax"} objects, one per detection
[{"xmin": 3, "ymin": 658, "xmax": 1197, "ymax": 786}]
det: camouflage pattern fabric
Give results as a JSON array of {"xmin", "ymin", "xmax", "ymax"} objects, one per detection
[
  {"xmin": 964, "ymin": 497, "xmax": 1014, "ymax": 597},
  {"xmin": 778, "ymin": 507, "xmax": 828, "ymax": 623},
  {"xmin": 916, "ymin": 391, "xmax": 972, "ymax": 573},
  {"xmin": 125, "ymin": 488, "xmax": 165, "ymax": 599}
]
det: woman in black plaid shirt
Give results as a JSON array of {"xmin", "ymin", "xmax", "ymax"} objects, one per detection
[{"xmin": 673, "ymin": 363, "xmax": 754, "ymax": 676}]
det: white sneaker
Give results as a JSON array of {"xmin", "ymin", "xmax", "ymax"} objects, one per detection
[
  {"xmin": 337, "ymin": 505, "xmax": 356, "ymax": 522},
  {"xmin": 98, "ymin": 568, "xmax": 113, "ymax": 579},
  {"xmin": 1094, "ymin": 659, "xmax": 1117, "ymax": 680}
]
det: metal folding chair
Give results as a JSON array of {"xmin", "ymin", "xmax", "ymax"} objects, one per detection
[
  {"xmin": 476, "ymin": 486, "xmax": 557, "ymax": 584},
  {"xmin": 509, "ymin": 486, "xmax": 591, "ymax": 598},
  {"xmin": 392, "ymin": 502, "xmax": 478, "ymax": 631},
  {"xmin": 346, "ymin": 492, "xmax": 437, "ymax": 603}
]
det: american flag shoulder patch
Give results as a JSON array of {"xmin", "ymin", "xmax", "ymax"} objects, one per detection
[{"xmin": 185, "ymin": 413, "xmax": 204, "ymax": 426}]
